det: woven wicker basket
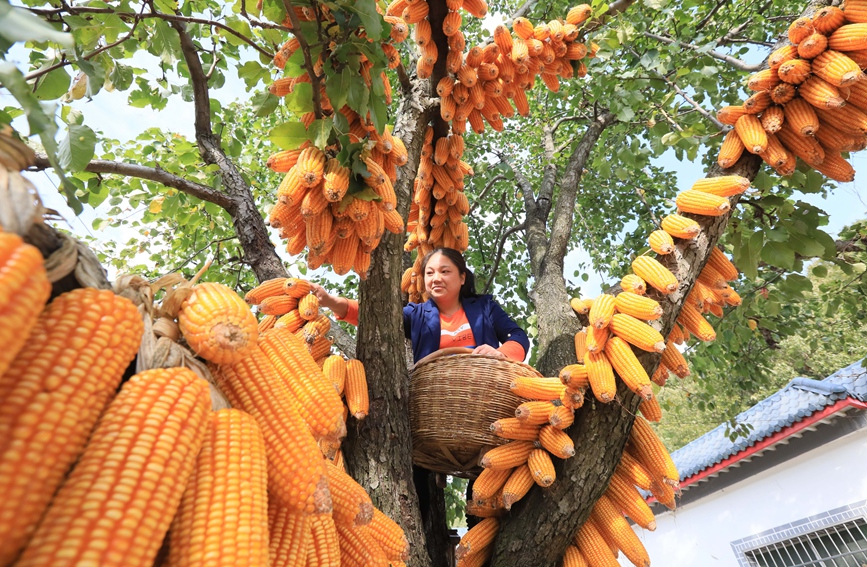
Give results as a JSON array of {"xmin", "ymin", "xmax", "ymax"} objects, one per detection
[{"xmin": 409, "ymin": 347, "xmax": 542, "ymax": 477}]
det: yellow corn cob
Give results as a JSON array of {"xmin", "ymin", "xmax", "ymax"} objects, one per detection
[
  {"xmin": 456, "ymin": 517, "xmax": 500, "ymax": 560},
  {"xmin": 743, "ymin": 91, "xmax": 772, "ymax": 115},
  {"xmin": 323, "ymin": 158, "xmax": 351, "ymax": 202},
  {"xmin": 660, "ymin": 340, "xmax": 690, "ymax": 378},
  {"xmin": 277, "ymin": 169, "xmax": 308, "ymax": 207},
  {"xmin": 510, "ymin": 376, "xmax": 565, "ymax": 400},
  {"xmin": 465, "ymin": 492, "xmax": 506, "ymax": 519},
  {"xmin": 563, "ymin": 545, "xmax": 589, "ymax": 567},
  {"xmin": 691, "ymin": 175, "xmax": 750, "ymax": 197},
  {"xmin": 0, "ymin": 288, "xmax": 142, "ymax": 565},
  {"xmin": 779, "ymin": 58, "xmax": 813, "ymax": 85},
  {"xmin": 491, "ymin": 417, "xmax": 542, "ymax": 441},
  {"xmin": 559, "ymin": 363, "xmax": 589, "ymax": 389},
  {"xmin": 296, "ymin": 147, "xmax": 326, "ymax": 188},
  {"xmin": 735, "ymin": 114, "xmax": 769, "ymax": 153},
  {"xmin": 574, "ymin": 330, "xmax": 587, "ymax": 363},
  {"xmin": 212, "ymin": 345, "xmax": 333, "ymax": 515},
  {"xmin": 614, "ymin": 291, "xmax": 663, "ymax": 321},
  {"xmin": 589, "ymin": 293, "xmax": 616, "ymax": 329},
  {"xmin": 610, "ymin": 314, "xmax": 665, "ymax": 354},
  {"xmin": 800, "ymin": 75, "xmax": 847, "ymax": 109},
  {"xmin": 639, "ymin": 396, "xmax": 663, "ymax": 422},
  {"xmin": 717, "ymin": 105, "xmax": 748, "ymax": 125},
  {"xmin": 661, "ymin": 214, "xmax": 701, "ymax": 239},
  {"xmin": 307, "ymin": 514, "xmax": 341, "ymax": 567},
  {"xmin": 708, "ymin": 247, "xmax": 739, "ymax": 281},
  {"xmin": 169, "ymin": 409, "xmax": 269, "ymax": 567},
  {"xmin": 573, "ymin": 518, "xmax": 620, "ymax": 567},
  {"xmin": 344, "ymin": 359, "xmax": 369, "ymax": 420},
  {"xmin": 812, "ymin": 150, "xmax": 857, "ymax": 182},
  {"xmin": 259, "ymin": 328, "xmax": 346, "ymax": 440},
  {"xmin": 539, "ymin": 425, "xmax": 575, "ymax": 459},
  {"xmin": 0, "ymin": 232, "xmax": 51, "ymax": 382},
  {"xmin": 479, "ymin": 440, "xmax": 536, "ymax": 469},
  {"xmin": 747, "ymin": 68, "xmax": 779, "ymax": 91},
  {"xmin": 301, "ymin": 314, "xmax": 331, "ymax": 344},
  {"xmin": 298, "ymin": 293, "xmax": 320, "ymax": 320},
  {"xmin": 267, "ymin": 148, "xmax": 303, "ymax": 173},
  {"xmin": 761, "ymin": 105, "xmax": 785, "ymax": 133},
  {"xmin": 275, "ymin": 309, "xmax": 305, "ymax": 332},
  {"xmin": 268, "ymin": 503, "xmax": 308, "ymax": 567},
  {"xmin": 650, "ymin": 477, "xmax": 677, "ymax": 509},
  {"xmin": 718, "ymin": 129, "xmax": 746, "ymax": 168},
  {"xmin": 630, "ymin": 415, "xmax": 679, "ymax": 485},
  {"xmin": 527, "ymin": 448, "xmax": 556, "ymax": 487},
  {"xmin": 260, "ymin": 295, "xmax": 300, "ymax": 316},
  {"xmin": 283, "ymin": 277, "xmax": 312, "ymax": 298},
  {"xmin": 586, "ymin": 350, "xmax": 616, "ymax": 403},
  {"xmin": 562, "ymin": 385, "xmax": 585, "ymax": 409},
  {"xmin": 677, "ymin": 302, "xmax": 717, "ymax": 342},
  {"xmin": 326, "ymin": 460, "xmax": 374, "ymax": 527},
  {"xmin": 676, "ymin": 189, "xmax": 731, "ymax": 216},
  {"xmin": 813, "ymin": 49, "xmax": 862, "ymax": 86},
  {"xmin": 365, "ymin": 508, "xmax": 408, "ymax": 562},
  {"xmin": 473, "ymin": 468, "xmax": 514, "ymax": 503},
  {"xmin": 619, "ymin": 274, "xmax": 647, "ymax": 295},
  {"xmin": 501, "ymin": 465, "xmax": 534, "ymax": 510},
  {"xmin": 322, "ymin": 355, "xmax": 347, "ymax": 395},
  {"xmin": 616, "ymin": 451, "xmax": 653, "ymax": 491},
  {"xmin": 604, "ymin": 336, "xmax": 653, "ymax": 400},
  {"xmin": 648, "ymin": 229, "xmax": 674, "ymax": 255},
  {"xmin": 632, "ymin": 256, "xmax": 678, "ymax": 294},
  {"xmin": 179, "ymin": 282, "xmax": 259, "ymax": 364},
  {"xmin": 259, "ymin": 314, "xmax": 278, "ymax": 333},
  {"xmin": 245, "ymin": 277, "xmax": 290, "ymax": 304},
  {"xmin": 549, "ymin": 404, "xmax": 575, "ymax": 429},
  {"xmin": 829, "ymin": 23, "xmax": 867, "ymax": 51},
  {"xmin": 570, "ymin": 297, "xmax": 594, "ymax": 314},
  {"xmin": 587, "ymin": 327, "xmax": 608, "ymax": 355},
  {"xmin": 768, "ymin": 44, "xmax": 798, "ymax": 69},
  {"xmin": 776, "ymin": 124, "xmax": 825, "ymax": 166},
  {"xmin": 17, "ymin": 368, "xmax": 210, "ymax": 567},
  {"xmin": 798, "ymin": 30, "xmax": 829, "ymax": 59},
  {"xmin": 516, "ymin": 399, "xmax": 560, "ymax": 425},
  {"xmin": 606, "ymin": 469, "xmax": 657, "ymax": 531},
  {"xmin": 590, "ymin": 493, "xmax": 651, "ymax": 567}
]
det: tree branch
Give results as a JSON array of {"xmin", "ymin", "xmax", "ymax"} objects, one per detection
[
  {"xmin": 281, "ymin": 0, "xmax": 323, "ymax": 119},
  {"xmin": 469, "ymin": 174, "xmax": 506, "ymax": 215},
  {"xmin": 483, "ymin": 223, "xmax": 525, "ymax": 294},
  {"xmin": 170, "ymin": 20, "xmax": 216, "ymax": 150},
  {"xmin": 31, "ymin": 155, "xmax": 235, "ymax": 210},
  {"xmin": 695, "ymin": 0, "xmax": 727, "ymax": 30},
  {"xmin": 642, "ymin": 31, "xmax": 761, "ymax": 72},
  {"xmin": 649, "ymin": 66, "xmax": 727, "ymax": 131}
]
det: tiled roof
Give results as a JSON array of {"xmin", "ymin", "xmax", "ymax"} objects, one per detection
[{"xmin": 670, "ymin": 359, "xmax": 867, "ymax": 482}]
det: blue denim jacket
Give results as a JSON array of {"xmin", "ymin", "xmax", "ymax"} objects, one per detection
[{"xmin": 403, "ymin": 295, "xmax": 529, "ymax": 364}]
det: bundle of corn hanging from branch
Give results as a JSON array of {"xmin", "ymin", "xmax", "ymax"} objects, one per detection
[{"xmin": 716, "ymin": 3, "xmax": 867, "ymax": 182}]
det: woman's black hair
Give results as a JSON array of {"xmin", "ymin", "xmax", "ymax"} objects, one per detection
[{"xmin": 420, "ymin": 247, "xmax": 478, "ymax": 299}]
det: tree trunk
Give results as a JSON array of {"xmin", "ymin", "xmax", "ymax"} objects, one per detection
[{"xmin": 491, "ymin": 153, "xmax": 762, "ymax": 566}]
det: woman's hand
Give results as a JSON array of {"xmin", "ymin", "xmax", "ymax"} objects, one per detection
[
  {"xmin": 472, "ymin": 344, "xmax": 506, "ymax": 359},
  {"xmin": 308, "ymin": 283, "xmax": 349, "ymax": 319},
  {"xmin": 309, "ymin": 282, "xmax": 332, "ymax": 304}
]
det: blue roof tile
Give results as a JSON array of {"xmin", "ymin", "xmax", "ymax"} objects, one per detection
[{"xmin": 670, "ymin": 359, "xmax": 867, "ymax": 482}]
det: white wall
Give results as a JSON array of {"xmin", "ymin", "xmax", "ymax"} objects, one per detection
[{"xmin": 623, "ymin": 424, "xmax": 867, "ymax": 567}]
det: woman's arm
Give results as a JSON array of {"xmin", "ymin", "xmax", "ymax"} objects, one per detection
[
  {"xmin": 309, "ymin": 283, "xmax": 357, "ymax": 325},
  {"xmin": 488, "ymin": 299, "xmax": 530, "ymax": 361}
]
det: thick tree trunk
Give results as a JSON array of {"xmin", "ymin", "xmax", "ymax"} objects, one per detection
[{"xmin": 491, "ymin": 153, "xmax": 762, "ymax": 566}]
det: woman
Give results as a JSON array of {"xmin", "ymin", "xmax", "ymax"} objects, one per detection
[{"xmin": 311, "ymin": 247, "xmax": 529, "ymax": 363}]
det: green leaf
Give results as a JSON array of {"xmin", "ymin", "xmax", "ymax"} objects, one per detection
[
  {"xmin": 346, "ymin": 0, "xmax": 384, "ymax": 40},
  {"xmin": 237, "ymin": 61, "xmax": 269, "ymax": 89},
  {"xmin": 811, "ymin": 264, "xmax": 828, "ymax": 278},
  {"xmin": 109, "ymin": 63, "xmax": 134, "ymax": 91},
  {"xmin": 785, "ymin": 227, "xmax": 826, "ymax": 258},
  {"xmin": 251, "ymin": 91, "xmax": 279, "ymax": 117},
  {"xmin": 369, "ymin": 94, "xmax": 387, "ymax": 133},
  {"xmin": 308, "ymin": 117, "xmax": 333, "ymax": 149},
  {"xmin": 0, "ymin": 3, "xmax": 74, "ymax": 47},
  {"xmin": 57, "ymin": 124, "xmax": 97, "ymax": 172},
  {"xmin": 325, "ymin": 67, "xmax": 352, "ymax": 112},
  {"xmin": 285, "ymin": 82, "xmax": 314, "ymax": 113},
  {"xmin": 151, "ymin": 19, "xmax": 182, "ymax": 64},
  {"xmin": 347, "ymin": 77, "xmax": 369, "ymax": 118},
  {"xmin": 33, "ymin": 68, "xmax": 71, "ymax": 100},
  {"xmin": 761, "ymin": 241, "xmax": 795, "ymax": 270},
  {"xmin": 269, "ymin": 121, "xmax": 308, "ymax": 150},
  {"xmin": 736, "ymin": 231, "xmax": 763, "ymax": 281}
]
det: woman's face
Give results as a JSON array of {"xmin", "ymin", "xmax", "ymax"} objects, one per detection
[{"xmin": 424, "ymin": 252, "xmax": 465, "ymax": 304}]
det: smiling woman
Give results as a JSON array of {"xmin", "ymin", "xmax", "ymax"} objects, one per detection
[{"xmin": 311, "ymin": 247, "xmax": 529, "ymax": 364}]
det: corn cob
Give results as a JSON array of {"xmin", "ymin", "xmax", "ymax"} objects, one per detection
[
  {"xmin": 17, "ymin": 368, "xmax": 210, "ymax": 567},
  {"xmin": 0, "ymin": 288, "xmax": 142, "ymax": 565},
  {"xmin": 501, "ymin": 465, "xmax": 534, "ymax": 510},
  {"xmin": 527, "ymin": 448, "xmax": 556, "ymax": 487},
  {"xmin": 284, "ymin": 277, "xmax": 312, "ymax": 297},
  {"xmin": 307, "ymin": 514, "xmax": 341, "ymax": 567},
  {"xmin": 799, "ymin": 76, "xmax": 847, "ymax": 108},
  {"xmin": 267, "ymin": 149, "xmax": 303, "ymax": 172},
  {"xmin": 620, "ymin": 274, "xmax": 647, "ymax": 295},
  {"xmin": 212, "ymin": 346, "xmax": 333, "ymax": 515},
  {"xmin": 344, "ymin": 359, "xmax": 369, "ymax": 420},
  {"xmin": 632, "ymin": 256, "xmax": 678, "ymax": 294},
  {"xmin": 515, "ymin": 400, "xmax": 559, "ymax": 425},
  {"xmin": 617, "ymin": 451, "xmax": 653, "ymax": 491},
  {"xmin": 259, "ymin": 314, "xmax": 278, "ymax": 333},
  {"xmin": 659, "ymin": 340, "xmax": 689, "ymax": 378},
  {"xmin": 717, "ymin": 105, "xmax": 748, "ymax": 125},
  {"xmin": 606, "ymin": 469, "xmax": 657, "ymax": 531},
  {"xmin": 322, "ymin": 354, "xmax": 347, "ymax": 395},
  {"xmin": 691, "ymin": 175, "xmax": 750, "ymax": 197},
  {"xmin": 326, "ymin": 460, "xmax": 374, "ymax": 527},
  {"xmin": 604, "ymin": 337, "xmax": 652, "ymax": 400},
  {"xmin": 829, "ymin": 23, "xmax": 867, "ymax": 51},
  {"xmin": 677, "ymin": 302, "xmax": 717, "ymax": 342},
  {"xmin": 465, "ymin": 490, "xmax": 506, "ymax": 519},
  {"xmin": 268, "ymin": 503, "xmax": 309, "ymax": 567},
  {"xmin": 586, "ymin": 325, "xmax": 610, "ymax": 353},
  {"xmin": 259, "ymin": 328, "xmax": 346, "ymax": 440},
  {"xmin": 169, "ymin": 409, "xmax": 269, "ymax": 567},
  {"xmin": 648, "ymin": 229, "xmax": 674, "ymax": 255},
  {"xmin": 456, "ymin": 518, "xmax": 500, "ymax": 561},
  {"xmin": 296, "ymin": 147, "xmax": 326, "ymax": 188},
  {"xmin": 479, "ymin": 440, "xmax": 536, "ymax": 469},
  {"xmin": 639, "ymin": 396, "xmax": 663, "ymax": 423},
  {"xmin": 650, "ymin": 478, "xmax": 677, "ymax": 510},
  {"xmin": 614, "ymin": 291, "xmax": 663, "ymax": 321},
  {"xmin": 559, "ymin": 363, "xmax": 589, "ymax": 389},
  {"xmin": 563, "ymin": 545, "xmax": 589, "ymax": 567},
  {"xmin": 590, "ymin": 494, "xmax": 651, "ymax": 567},
  {"xmin": 570, "ymin": 297, "xmax": 594, "ymax": 314},
  {"xmin": 367, "ymin": 508, "xmax": 409, "ymax": 562},
  {"xmin": 747, "ymin": 68, "xmax": 779, "ymax": 91},
  {"xmin": 179, "ymin": 282, "xmax": 259, "ymax": 364},
  {"xmin": 260, "ymin": 295, "xmax": 300, "ymax": 316},
  {"xmin": 539, "ymin": 425, "xmax": 575, "ymax": 459},
  {"xmin": 743, "ymin": 91, "xmax": 772, "ymax": 114},
  {"xmin": 798, "ymin": 31, "xmax": 829, "ymax": 59},
  {"xmin": 609, "ymin": 314, "xmax": 664, "ymax": 355},
  {"xmin": 275, "ymin": 309, "xmax": 306, "ymax": 332},
  {"xmin": 676, "ymin": 189, "xmax": 731, "ymax": 216},
  {"xmin": 661, "ymin": 214, "xmax": 701, "ymax": 239},
  {"xmin": 717, "ymin": 129, "xmax": 745, "ymax": 169},
  {"xmin": 776, "ymin": 123, "xmax": 825, "ymax": 165},
  {"xmin": 815, "ymin": 105, "xmax": 867, "ymax": 136},
  {"xmin": 768, "ymin": 44, "xmax": 798, "ymax": 69},
  {"xmin": 589, "ymin": 293, "xmax": 616, "ymax": 329},
  {"xmin": 0, "ymin": 233, "xmax": 51, "ymax": 381},
  {"xmin": 630, "ymin": 415, "xmax": 679, "ymax": 485},
  {"xmin": 574, "ymin": 330, "xmax": 588, "ymax": 363},
  {"xmin": 586, "ymin": 350, "xmax": 616, "ymax": 403},
  {"xmin": 510, "ymin": 376, "xmax": 565, "ymax": 400},
  {"xmin": 735, "ymin": 114, "xmax": 769, "ymax": 154},
  {"xmin": 812, "ymin": 150, "xmax": 857, "ymax": 182},
  {"xmin": 812, "ymin": 49, "xmax": 863, "ymax": 86},
  {"xmin": 708, "ymin": 247, "xmax": 739, "ymax": 281},
  {"xmin": 573, "ymin": 518, "xmax": 620, "ymax": 567},
  {"xmin": 245, "ymin": 277, "xmax": 290, "ymax": 304},
  {"xmin": 813, "ymin": 6, "xmax": 846, "ymax": 33},
  {"xmin": 473, "ymin": 468, "xmax": 514, "ymax": 504},
  {"xmin": 491, "ymin": 417, "xmax": 541, "ymax": 441},
  {"xmin": 549, "ymin": 405, "xmax": 575, "ymax": 429}
]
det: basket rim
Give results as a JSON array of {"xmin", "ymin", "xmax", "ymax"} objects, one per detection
[{"xmin": 410, "ymin": 347, "xmax": 541, "ymax": 377}]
